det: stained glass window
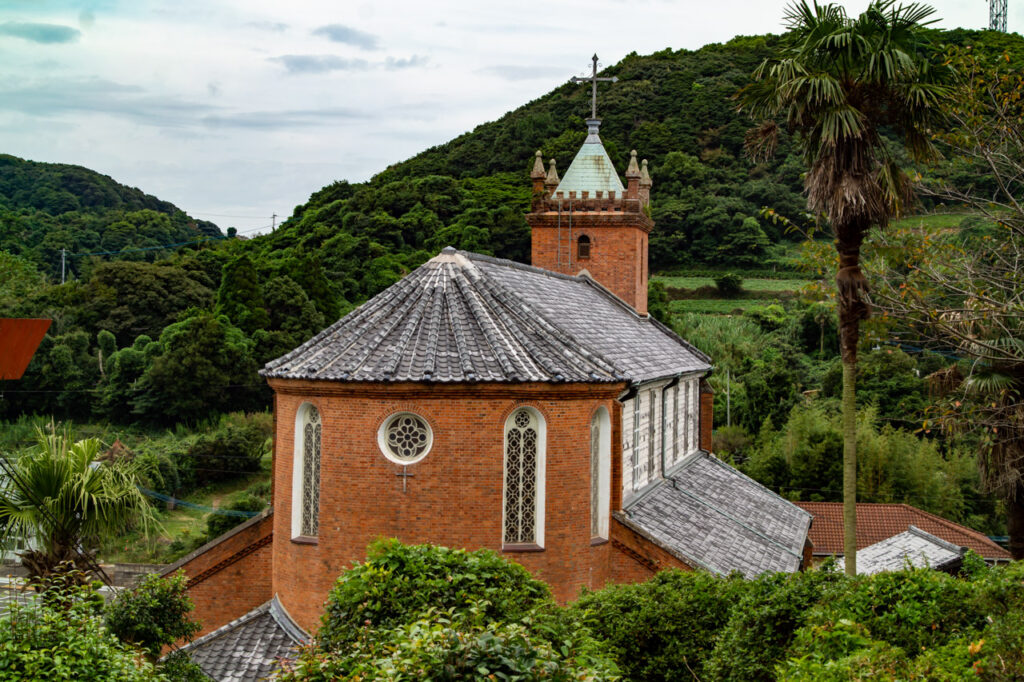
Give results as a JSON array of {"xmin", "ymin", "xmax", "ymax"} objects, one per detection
[
  {"xmin": 504, "ymin": 409, "xmax": 540, "ymax": 544},
  {"xmin": 301, "ymin": 406, "xmax": 321, "ymax": 537},
  {"xmin": 380, "ymin": 413, "xmax": 432, "ymax": 463}
]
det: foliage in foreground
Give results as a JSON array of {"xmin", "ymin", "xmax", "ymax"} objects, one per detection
[
  {"xmin": 105, "ymin": 571, "xmax": 202, "ymax": 660},
  {"xmin": 316, "ymin": 539, "xmax": 552, "ymax": 651},
  {"xmin": 0, "ymin": 585, "xmax": 161, "ymax": 681}
]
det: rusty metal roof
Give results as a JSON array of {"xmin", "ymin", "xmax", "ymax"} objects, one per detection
[{"xmin": 0, "ymin": 318, "xmax": 51, "ymax": 380}]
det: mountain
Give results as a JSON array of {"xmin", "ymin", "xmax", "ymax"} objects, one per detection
[{"xmin": 0, "ymin": 154, "xmax": 222, "ymax": 281}]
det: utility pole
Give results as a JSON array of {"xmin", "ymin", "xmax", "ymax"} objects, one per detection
[
  {"xmin": 272, "ymin": 213, "xmax": 277, "ymax": 232},
  {"xmin": 726, "ymin": 368, "xmax": 731, "ymax": 427},
  {"xmin": 61, "ymin": 248, "xmax": 66, "ymax": 284}
]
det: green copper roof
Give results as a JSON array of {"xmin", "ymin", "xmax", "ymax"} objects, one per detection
[{"xmin": 553, "ymin": 120, "xmax": 624, "ymax": 197}]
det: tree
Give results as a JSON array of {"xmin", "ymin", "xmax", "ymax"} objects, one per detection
[
  {"xmin": 870, "ymin": 47, "xmax": 1024, "ymax": 558},
  {"xmin": 0, "ymin": 428, "xmax": 157, "ymax": 584},
  {"xmin": 740, "ymin": 0, "xmax": 951, "ymax": 573},
  {"xmin": 105, "ymin": 571, "xmax": 202, "ymax": 661}
]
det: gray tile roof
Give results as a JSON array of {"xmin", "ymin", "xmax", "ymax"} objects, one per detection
[
  {"xmin": 620, "ymin": 452, "xmax": 812, "ymax": 577},
  {"xmin": 177, "ymin": 596, "xmax": 308, "ymax": 682},
  {"xmin": 839, "ymin": 526, "xmax": 965, "ymax": 575},
  {"xmin": 262, "ymin": 249, "xmax": 710, "ymax": 384}
]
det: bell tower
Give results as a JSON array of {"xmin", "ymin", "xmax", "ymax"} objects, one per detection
[{"xmin": 527, "ymin": 121, "xmax": 653, "ymax": 314}]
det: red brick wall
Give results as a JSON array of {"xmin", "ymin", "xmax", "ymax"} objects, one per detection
[
  {"xmin": 269, "ymin": 380, "xmax": 627, "ymax": 632},
  {"xmin": 528, "ymin": 210, "xmax": 651, "ymax": 315},
  {"xmin": 163, "ymin": 513, "xmax": 274, "ymax": 638},
  {"xmin": 610, "ymin": 516, "xmax": 691, "ymax": 584},
  {"xmin": 699, "ymin": 382, "xmax": 714, "ymax": 452}
]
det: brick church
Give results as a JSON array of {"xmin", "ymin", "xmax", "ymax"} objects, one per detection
[{"xmin": 165, "ymin": 116, "xmax": 812, "ymax": 680}]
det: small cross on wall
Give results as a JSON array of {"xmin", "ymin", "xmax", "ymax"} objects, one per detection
[{"xmin": 395, "ymin": 467, "xmax": 414, "ymax": 492}]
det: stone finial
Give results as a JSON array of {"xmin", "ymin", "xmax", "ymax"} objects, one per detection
[
  {"xmin": 530, "ymin": 150, "xmax": 546, "ymax": 179},
  {"xmin": 545, "ymin": 158, "xmax": 560, "ymax": 187},
  {"xmin": 640, "ymin": 159, "xmax": 652, "ymax": 187},
  {"xmin": 625, "ymin": 149, "xmax": 641, "ymax": 178}
]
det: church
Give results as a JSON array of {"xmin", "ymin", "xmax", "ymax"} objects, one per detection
[{"xmin": 164, "ymin": 112, "xmax": 813, "ymax": 680}]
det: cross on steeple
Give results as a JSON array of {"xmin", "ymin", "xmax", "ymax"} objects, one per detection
[{"xmin": 571, "ymin": 54, "xmax": 618, "ymax": 119}]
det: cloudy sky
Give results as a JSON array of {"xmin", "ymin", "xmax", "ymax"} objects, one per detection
[{"xmin": 0, "ymin": 0, "xmax": 1015, "ymax": 235}]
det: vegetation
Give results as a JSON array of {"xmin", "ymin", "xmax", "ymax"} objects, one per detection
[
  {"xmin": 282, "ymin": 541, "xmax": 616, "ymax": 681},
  {"xmin": 104, "ymin": 571, "xmax": 202, "ymax": 661},
  {"xmin": 0, "ymin": 583, "xmax": 163, "ymax": 681}
]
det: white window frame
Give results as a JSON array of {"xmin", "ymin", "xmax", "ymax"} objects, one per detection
[
  {"xmin": 590, "ymin": 407, "xmax": 611, "ymax": 540},
  {"xmin": 501, "ymin": 407, "xmax": 546, "ymax": 548},
  {"xmin": 291, "ymin": 403, "xmax": 321, "ymax": 539}
]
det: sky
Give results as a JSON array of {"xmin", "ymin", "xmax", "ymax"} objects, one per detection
[{"xmin": 0, "ymin": 0, "xmax": 1016, "ymax": 235}]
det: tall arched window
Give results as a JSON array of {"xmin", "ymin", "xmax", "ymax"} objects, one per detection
[
  {"xmin": 590, "ymin": 407, "xmax": 611, "ymax": 540},
  {"xmin": 577, "ymin": 234, "xmax": 591, "ymax": 259},
  {"xmin": 291, "ymin": 404, "xmax": 321, "ymax": 538},
  {"xmin": 503, "ymin": 408, "xmax": 545, "ymax": 547}
]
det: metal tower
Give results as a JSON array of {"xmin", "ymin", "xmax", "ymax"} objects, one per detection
[{"xmin": 990, "ymin": 0, "xmax": 1007, "ymax": 32}]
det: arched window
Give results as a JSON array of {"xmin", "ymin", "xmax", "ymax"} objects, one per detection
[
  {"xmin": 503, "ymin": 408, "xmax": 545, "ymax": 547},
  {"xmin": 291, "ymin": 404, "xmax": 321, "ymax": 538},
  {"xmin": 590, "ymin": 407, "xmax": 611, "ymax": 540},
  {"xmin": 577, "ymin": 234, "xmax": 591, "ymax": 259}
]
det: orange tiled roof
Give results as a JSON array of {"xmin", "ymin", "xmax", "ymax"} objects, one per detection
[{"xmin": 795, "ymin": 501, "xmax": 1011, "ymax": 561}]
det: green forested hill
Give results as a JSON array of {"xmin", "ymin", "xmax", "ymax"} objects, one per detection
[{"xmin": 0, "ymin": 154, "xmax": 222, "ymax": 281}]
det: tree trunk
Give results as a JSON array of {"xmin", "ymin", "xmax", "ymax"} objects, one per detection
[
  {"xmin": 842, "ymin": 359, "xmax": 858, "ymax": 575},
  {"xmin": 1008, "ymin": 484, "xmax": 1024, "ymax": 560},
  {"xmin": 836, "ymin": 234, "xmax": 869, "ymax": 577}
]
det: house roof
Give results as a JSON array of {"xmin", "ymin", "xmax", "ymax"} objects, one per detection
[
  {"xmin": 838, "ymin": 525, "xmax": 964, "ymax": 575},
  {"xmin": 262, "ymin": 249, "xmax": 710, "ymax": 385},
  {"xmin": 795, "ymin": 501, "xmax": 1011, "ymax": 561},
  {"xmin": 177, "ymin": 596, "xmax": 308, "ymax": 682},
  {"xmin": 619, "ymin": 452, "xmax": 812, "ymax": 577},
  {"xmin": 553, "ymin": 121, "xmax": 625, "ymax": 196}
]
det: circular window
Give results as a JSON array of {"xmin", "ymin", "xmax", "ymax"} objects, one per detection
[{"xmin": 378, "ymin": 412, "xmax": 433, "ymax": 464}]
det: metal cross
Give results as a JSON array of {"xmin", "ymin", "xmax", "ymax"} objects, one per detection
[
  {"xmin": 395, "ymin": 468, "xmax": 414, "ymax": 493},
  {"xmin": 571, "ymin": 54, "xmax": 619, "ymax": 119}
]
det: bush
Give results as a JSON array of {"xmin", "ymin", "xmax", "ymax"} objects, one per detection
[
  {"xmin": 104, "ymin": 571, "xmax": 202, "ymax": 660},
  {"xmin": 706, "ymin": 566, "xmax": 847, "ymax": 681},
  {"xmin": 1, "ymin": 584, "xmax": 159, "ymax": 680},
  {"xmin": 159, "ymin": 651, "xmax": 210, "ymax": 682},
  {"xmin": 205, "ymin": 493, "xmax": 265, "ymax": 539},
  {"xmin": 316, "ymin": 540, "xmax": 552, "ymax": 651},
  {"xmin": 569, "ymin": 569, "xmax": 749, "ymax": 682},
  {"xmin": 280, "ymin": 608, "xmax": 618, "ymax": 681},
  {"xmin": 185, "ymin": 417, "xmax": 268, "ymax": 486},
  {"xmin": 713, "ymin": 272, "xmax": 744, "ymax": 297}
]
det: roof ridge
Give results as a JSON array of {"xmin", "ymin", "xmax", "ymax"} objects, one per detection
[
  {"xmin": 906, "ymin": 525, "xmax": 965, "ymax": 554},
  {"xmin": 897, "ymin": 503, "xmax": 1002, "ymax": 548},
  {"xmin": 176, "ymin": 601, "xmax": 273, "ymax": 654}
]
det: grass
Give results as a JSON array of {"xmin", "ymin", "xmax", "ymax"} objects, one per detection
[
  {"xmin": 668, "ymin": 298, "xmax": 783, "ymax": 315},
  {"xmin": 655, "ymin": 276, "xmax": 812, "ymax": 292}
]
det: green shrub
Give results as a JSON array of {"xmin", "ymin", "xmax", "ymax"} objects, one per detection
[
  {"xmin": 158, "ymin": 651, "xmax": 210, "ymax": 681},
  {"xmin": 104, "ymin": 571, "xmax": 202, "ymax": 660},
  {"xmin": 205, "ymin": 493, "xmax": 265, "ymax": 539},
  {"xmin": 713, "ymin": 272, "xmax": 744, "ymax": 297},
  {"xmin": 1, "ymin": 584, "xmax": 159, "ymax": 680},
  {"xmin": 316, "ymin": 540, "xmax": 552, "ymax": 651},
  {"xmin": 569, "ymin": 570, "xmax": 749, "ymax": 682},
  {"xmin": 280, "ymin": 607, "xmax": 618, "ymax": 681},
  {"xmin": 185, "ymin": 418, "xmax": 267, "ymax": 485},
  {"xmin": 706, "ymin": 566, "xmax": 847, "ymax": 682}
]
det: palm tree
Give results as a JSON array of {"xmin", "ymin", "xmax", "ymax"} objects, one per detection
[
  {"xmin": 740, "ymin": 0, "xmax": 951, "ymax": 574},
  {"xmin": 0, "ymin": 427, "xmax": 157, "ymax": 585}
]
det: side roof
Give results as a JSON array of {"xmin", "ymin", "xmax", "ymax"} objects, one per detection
[
  {"xmin": 619, "ymin": 452, "xmax": 812, "ymax": 577},
  {"xmin": 262, "ymin": 248, "xmax": 710, "ymax": 385},
  {"xmin": 796, "ymin": 501, "xmax": 1012, "ymax": 561},
  {"xmin": 839, "ymin": 525, "xmax": 964, "ymax": 575},
  {"xmin": 176, "ymin": 596, "xmax": 308, "ymax": 682}
]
